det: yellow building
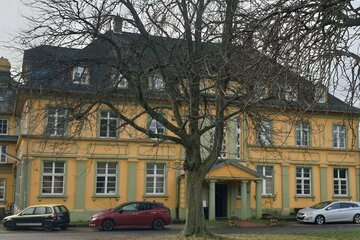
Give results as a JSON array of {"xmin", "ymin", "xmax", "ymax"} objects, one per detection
[
  {"xmin": 9, "ymin": 33, "xmax": 360, "ymax": 222},
  {"xmin": 0, "ymin": 57, "xmax": 19, "ymax": 218}
]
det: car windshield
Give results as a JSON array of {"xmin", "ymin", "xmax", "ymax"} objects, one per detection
[{"xmin": 310, "ymin": 201, "xmax": 334, "ymax": 209}]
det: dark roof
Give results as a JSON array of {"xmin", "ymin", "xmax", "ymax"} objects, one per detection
[
  {"xmin": 21, "ymin": 31, "xmax": 360, "ymax": 115},
  {"xmin": 0, "ymin": 71, "xmax": 18, "ymax": 114},
  {"xmin": 0, "ymin": 135, "xmax": 18, "ymax": 142}
]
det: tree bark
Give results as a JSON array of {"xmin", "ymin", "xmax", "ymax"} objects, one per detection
[{"xmin": 180, "ymin": 169, "xmax": 211, "ymax": 237}]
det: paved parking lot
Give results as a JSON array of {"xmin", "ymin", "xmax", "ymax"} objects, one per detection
[{"xmin": 1, "ymin": 222, "xmax": 360, "ymax": 240}]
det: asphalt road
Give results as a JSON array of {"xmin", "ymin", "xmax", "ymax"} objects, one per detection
[{"xmin": 1, "ymin": 223, "xmax": 360, "ymax": 240}]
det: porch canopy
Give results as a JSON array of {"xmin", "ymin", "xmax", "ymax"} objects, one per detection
[{"xmin": 205, "ymin": 160, "xmax": 265, "ymax": 220}]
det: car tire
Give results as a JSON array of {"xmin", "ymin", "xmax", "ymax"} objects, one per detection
[
  {"xmin": 315, "ymin": 215, "xmax": 325, "ymax": 225},
  {"xmin": 43, "ymin": 222, "xmax": 54, "ymax": 232},
  {"xmin": 152, "ymin": 218, "xmax": 165, "ymax": 230},
  {"xmin": 5, "ymin": 220, "xmax": 16, "ymax": 231},
  {"xmin": 353, "ymin": 214, "xmax": 360, "ymax": 224},
  {"xmin": 101, "ymin": 219, "xmax": 114, "ymax": 231}
]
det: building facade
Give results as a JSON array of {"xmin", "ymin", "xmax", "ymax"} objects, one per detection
[{"xmin": 3, "ymin": 32, "xmax": 360, "ymax": 222}]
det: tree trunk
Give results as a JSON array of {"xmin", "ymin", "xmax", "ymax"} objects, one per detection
[{"xmin": 180, "ymin": 169, "xmax": 212, "ymax": 237}]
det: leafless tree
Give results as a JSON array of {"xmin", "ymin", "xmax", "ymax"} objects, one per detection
[{"xmin": 17, "ymin": 0, "xmax": 360, "ymax": 237}]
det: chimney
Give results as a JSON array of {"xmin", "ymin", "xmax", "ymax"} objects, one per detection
[{"xmin": 112, "ymin": 15, "xmax": 123, "ymax": 34}]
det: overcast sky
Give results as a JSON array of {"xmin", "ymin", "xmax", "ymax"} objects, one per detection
[{"xmin": 0, "ymin": 0, "xmax": 28, "ymax": 71}]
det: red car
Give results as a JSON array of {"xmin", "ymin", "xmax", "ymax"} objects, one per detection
[{"xmin": 89, "ymin": 201, "xmax": 171, "ymax": 231}]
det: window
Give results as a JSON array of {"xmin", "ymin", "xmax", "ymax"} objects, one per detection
[
  {"xmin": 72, "ymin": 66, "xmax": 89, "ymax": 84},
  {"xmin": 333, "ymin": 168, "xmax": 348, "ymax": 196},
  {"xmin": 149, "ymin": 74, "xmax": 164, "ymax": 90},
  {"xmin": 42, "ymin": 161, "xmax": 65, "ymax": 195},
  {"xmin": 284, "ymin": 85, "xmax": 297, "ymax": 101},
  {"xmin": 296, "ymin": 167, "xmax": 311, "ymax": 195},
  {"xmin": 0, "ymin": 178, "xmax": 5, "ymax": 200},
  {"xmin": 122, "ymin": 203, "xmax": 139, "ymax": 211},
  {"xmin": 116, "ymin": 74, "xmax": 128, "ymax": 89},
  {"xmin": 146, "ymin": 163, "xmax": 165, "ymax": 194},
  {"xmin": 296, "ymin": 122, "xmax": 310, "ymax": 146},
  {"xmin": 256, "ymin": 120, "xmax": 272, "ymax": 145},
  {"xmin": 21, "ymin": 207, "xmax": 35, "ymax": 215},
  {"xmin": 210, "ymin": 127, "xmax": 227, "ymax": 159},
  {"xmin": 148, "ymin": 118, "xmax": 165, "ymax": 136},
  {"xmin": 99, "ymin": 110, "xmax": 118, "ymax": 138},
  {"xmin": 256, "ymin": 166, "xmax": 273, "ymax": 195},
  {"xmin": 0, "ymin": 119, "xmax": 8, "ymax": 135},
  {"xmin": 315, "ymin": 86, "xmax": 327, "ymax": 103},
  {"xmin": 236, "ymin": 121, "xmax": 241, "ymax": 159},
  {"xmin": 34, "ymin": 207, "xmax": 52, "ymax": 215},
  {"xmin": 46, "ymin": 108, "xmax": 67, "ymax": 136},
  {"xmin": 0, "ymin": 145, "xmax": 7, "ymax": 163},
  {"xmin": 254, "ymin": 84, "xmax": 268, "ymax": 100},
  {"xmin": 96, "ymin": 162, "xmax": 117, "ymax": 195},
  {"xmin": 333, "ymin": 125, "xmax": 346, "ymax": 149}
]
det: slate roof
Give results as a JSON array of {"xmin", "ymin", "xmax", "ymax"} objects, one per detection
[
  {"xmin": 0, "ymin": 70, "xmax": 18, "ymax": 115},
  {"xmin": 21, "ymin": 31, "xmax": 360, "ymax": 115}
]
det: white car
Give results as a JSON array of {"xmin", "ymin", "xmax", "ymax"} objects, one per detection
[{"xmin": 296, "ymin": 201, "xmax": 360, "ymax": 224}]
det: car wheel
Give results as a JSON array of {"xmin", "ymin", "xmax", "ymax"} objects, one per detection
[
  {"xmin": 43, "ymin": 222, "xmax": 54, "ymax": 232},
  {"xmin": 152, "ymin": 218, "xmax": 165, "ymax": 230},
  {"xmin": 101, "ymin": 219, "xmax": 114, "ymax": 231},
  {"xmin": 353, "ymin": 214, "xmax": 360, "ymax": 224},
  {"xmin": 315, "ymin": 215, "xmax": 325, "ymax": 225},
  {"xmin": 5, "ymin": 220, "xmax": 16, "ymax": 231}
]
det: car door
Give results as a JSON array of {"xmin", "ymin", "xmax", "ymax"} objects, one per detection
[
  {"xmin": 135, "ymin": 203, "xmax": 157, "ymax": 226},
  {"xmin": 340, "ymin": 202, "xmax": 358, "ymax": 221},
  {"xmin": 323, "ymin": 202, "xmax": 342, "ymax": 222},
  {"xmin": 33, "ymin": 207, "xmax": 52, "ymax": 226},
  {"xmin": 114, "ymin": 203, "xmax": 140, "ymax": 226},
  {"xmin": 14, "ymin": 207, "xmax": 36, "ymax": 227}
]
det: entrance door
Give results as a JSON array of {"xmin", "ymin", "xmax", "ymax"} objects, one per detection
[{"xmin": 215, "ymin": 184, "xmax": 227, "ymax": 218}]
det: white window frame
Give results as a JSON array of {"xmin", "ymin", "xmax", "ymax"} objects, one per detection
[
  {"xmin": 99, "ymin": 110, "xmax": 118, "ymax": 138},
  {"xmin": 46, "ymin": 108, "xmax": 67, "ymax": 136},
  {"xmin": 0, "ymin": 178, "xmax": 5, "ymax": 200},
  {"xmin": 296, "ymin": 122, "xmax": 310, "ymax": 146},
  {"xmin": 96, "ymin": 162, "xmax": 117, "ymax": 195},
  {"xmin": 333, "ymin": 125, "xmax": 346, "ymax": 149},
  {"xmin": 148, "ymin": 118, "xmax": 166, "ymax": 137},
  {"xmin": 333, "ymin": 168, "xmax": 348, "ymax": 196},
  {"xmin": 256, "ymin": 120, "xmax": 272, "ymax": 146},
  {"xmin": 210, "ymin": 127, "xmax": 227, "ymax": 159},
  {"xmin": 41, "ymin": 161, "xmax": 65, "ymax": 195},
  {"xmin": 72, "ymin": 66, "xmax": 89, "ymax": 84},
  {"xmin": 0, "ymin": 119, "xmax": 8, "ymax": 135},
  {"xmin": 296, "ymin": 167, "xmax": 311, "ymax": 196},
  {"xmin": 256, "ymin": 165, "xmax": 273, "ymax": 195},
  {"xmin": 0, "ymin": 145, "xmax": 7, "ymax": 163},
  {"xmin": 146, "ymin": 163, "xmax": 166, "ymax": 195}
]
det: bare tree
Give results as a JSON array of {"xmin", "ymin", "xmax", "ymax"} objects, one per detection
[{"xmin": 17, "ymin": 0, "xmax": 360, "ymax": 237}]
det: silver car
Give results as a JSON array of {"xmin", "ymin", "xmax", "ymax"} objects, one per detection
[{"xmin": 296, "ymin": 201, "xmax": 360, "ymax": 224}]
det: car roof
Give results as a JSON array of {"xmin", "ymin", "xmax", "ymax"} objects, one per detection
[{"xmin": 24, "ymin": 204, "xmax": 66, "ymax": 208}]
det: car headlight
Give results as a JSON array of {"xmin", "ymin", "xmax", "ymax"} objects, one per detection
[{"xmin": 304, "ymin": 212, "xmax": 313, "ymax": 216}]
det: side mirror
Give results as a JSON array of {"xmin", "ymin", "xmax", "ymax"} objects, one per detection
[{"xmin": 118, "ymin": 209, "xmax": 123, "ymax": 213}]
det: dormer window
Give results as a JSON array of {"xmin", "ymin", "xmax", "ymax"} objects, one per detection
[
  {"xmin": 149, "ymin": 74, "xmax": 164, "ymax": 91},
  {"xmin": 116, "ymin": 74, "xmax": 128, "ymax": 89},
  {"xmin": 72, "ymin": 66, "xmax": 89, "ymax": 84},
  {"xmin": 315, "ymin": 86, "xmax": 327, "ymax": 103},
  {"xmin": 284, "ymin": 85, "xmax": 297, "ymax": 101},
  {"xmin": 254, "ymin": 84, "xmax": 268, "ymax": 100}
]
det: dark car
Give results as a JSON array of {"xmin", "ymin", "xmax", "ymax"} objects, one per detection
[
  {"xmin": 89, "ymin": 201, "xmax": 172, "ymax": 231},
  {"xmin": 2, "ymin": 204, "xmax": 70, "ymax": 231}
]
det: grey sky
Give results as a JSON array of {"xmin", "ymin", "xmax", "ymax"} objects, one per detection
[{"xmin": 0, "ymin": 0, "xmax": 28, "ymax": 71}]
